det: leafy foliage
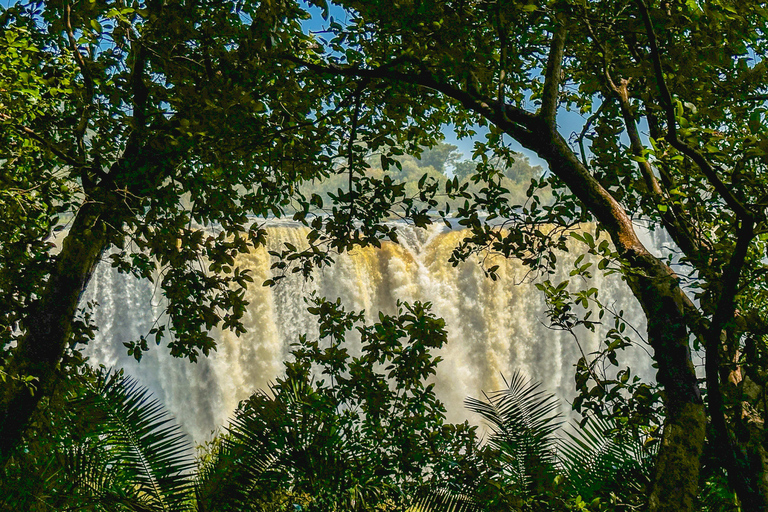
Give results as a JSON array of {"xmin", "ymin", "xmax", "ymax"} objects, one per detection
[
  {"xmin": 559, "ymin": 417, "xmax": 654, "ymax": 510},
  {"xmin": 196, "ymin": 297, "xmax": 477, "ymax": 511},
  {"xmin": 465, "ymin": 372, "xmax": 562, "ymax": 503},
  {"xmin": 4, "ymin": 0, "xmax": 768, "ymax": 508},
  {"xmin": 420, "ymin": 372, "xmax": 654, "ymax": 512},
  {"xmin": 0, "ymin": 367, "xmax": 194, "ymax": 511}
]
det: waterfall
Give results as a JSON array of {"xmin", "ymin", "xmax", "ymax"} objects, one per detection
[{"xmin": 84, "ymin": 222, "xmax": 650, "ymax": 442}]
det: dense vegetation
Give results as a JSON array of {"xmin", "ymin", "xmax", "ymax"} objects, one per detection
[
  {"xmin": 2, "ymin": 300, "xmax": 660, "ymax": 511},
  {"xmin": 2, "ymin": 0, "xmax": 768, "ymax": 510}
]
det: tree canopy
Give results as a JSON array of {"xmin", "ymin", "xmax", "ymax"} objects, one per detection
[
  {"xmin": 286, "ymin": 1, "xmax": 768, "ymax": 509},
  {"xmin": 2, "ymin": 0, "xmax": 768, "ymax": 511},
  {"xmin": 0, "ymin": 0, "xmax": 351, "ymax": 463}
]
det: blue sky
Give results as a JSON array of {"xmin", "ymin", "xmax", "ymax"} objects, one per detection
[
  {"xmin": 300, "ymin": 2, "xmax": 597, "ymax": 172},
  {"xmin": 1, "ymin": 0, "xmax": 605, "ymax": 172}
]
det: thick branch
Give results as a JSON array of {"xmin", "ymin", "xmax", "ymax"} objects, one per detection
[
  {"xmin": 118, "ymin": 37, "xmax": 150, "ymax": 185},
  {"xmin": 609, "ymin": 78, "xmax": 699, "ymax": 257},
  {"xmin": 289, "ymin": 57, "xmax": 540, "ymax": 145},
  {"xmin": 298, "ymin": 59, "xmax": 643, "ymax": 253},
  {"xmin": 704, "ymin": 218, "xmax": 764, "ymax": 508},
  {"xmin": 130, "ymin": 44, "xmax": 149, "ymax": 129},
  {"xmin": 541, "ymin": 18, "xmax": 567, "ymax": 127}
]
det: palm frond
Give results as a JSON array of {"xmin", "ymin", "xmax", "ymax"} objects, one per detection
[
  {"xmin": 194, "ymin": 431, "xmax": 263, "ymax": 512},
  {"xmin": 464, "ymin": 371, "xmax": 561, "ymax": 492},
  {"xmin": 71, "ymin": 371, "xmax": 196, "ymax": 511},
  {"xmin": 61, "ymin": 440, "xmax": 168, "ymax": 511},
  {"xmin": 558, "ymin": 416, "xmax": 652, "ymax": 503},
  {"xmin": 697, "ymin": 473, "xmax": 740, "ymax": 512},
  {"xmin": 195, "ymin": 379, "xmax": 324, "ymax": 511},
  {"xmin": 1, "ymin": 369, "xmax": 194, "ymax": 511},
  {"xmin": 410, "ymin": 488, "xmax": 482, "ymax": 512}
]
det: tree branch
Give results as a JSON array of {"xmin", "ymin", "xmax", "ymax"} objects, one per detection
[
  {"xmin": 293, "ymin": 53, "xmax": 681, "ymax": 268},
  {"xmin": 0, "ymin": 113, "xmax": 80, "ymax": 167},
  {"xmin": 704, "ymin": 217, "xmax": 760, "ymax": 506},
  {"xmin": 609, "ymin": 77, "xmax": 700, "ymax": 257},
  {"xmin": 634, "ymin": 0, "xmax": 753, "ymax": 222},
  {"xmin": 347, "ymin": 85, "xmax": 364, "ymax": 226},
  {"xmin": 574, "ymin": 99, "xmax": 609, "ymax": 168},
  {"xmin": 119, "ymin": 36, "xmax": 150, "ymax": 178},
  {"xmin": 541, "ymin": 17, "xmax": 567, "ymax": 127},
  {"xmin": 743, "ymin": 94, "xmax": 768, "ymax": 102},
  {"xmin": 288, "ymin": 57, "xmax": 540, "ymax": 145},
  {"xmin": 64, "ymin": 2, "xmax": 93, "ymax": 164}
]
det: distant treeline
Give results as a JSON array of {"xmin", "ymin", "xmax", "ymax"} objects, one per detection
[{"xmin": 298, "ymin": 143, "xmax": 544, "ymax": 211}]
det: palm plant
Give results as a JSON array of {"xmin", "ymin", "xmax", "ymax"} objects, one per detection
[
  {"xmin": 194, "ymin": 299, "xmax": 481, "ymax": 512},
  {"xmin": 465, "ymin": 372, "xmax": 562, "ymax": 507},
  {"xmin": 194, "ymin": 369, "xmax": 476, "ymax": 512},
  {"xmin": 1, "ymin": 368, "xmax": 195, "ymax": 511},
  {"xmin": 417, "ymin": 371, "xmax": 655, "ymax": 512},
  {"xmin": 194, "ymin": 377, "xmax": 346, "ymax": 512},
  {"xmin": 559, "ymin": 415, "xmax": 653, "ymax": 510}
]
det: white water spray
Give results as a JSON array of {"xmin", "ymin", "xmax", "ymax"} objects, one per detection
[{"xmin": 84, "ymin": 223, "xmax": 650, "ymax": 441}]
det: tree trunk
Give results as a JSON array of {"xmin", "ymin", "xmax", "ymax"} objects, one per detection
[
  {"xmin": 0, "ymin": 200, "xmax": 113, "ymax": 465},
  {"xmin": 631, "ymin": 260, "xmax": 706, "ymax": 511},
  {"xmin": 731, "ymin": 357, "xmax": 768, "ymax": 510},
  {"xmin": 533, "ymin": 132, "xmax": 707, "ymax": 512},
  {"xmin": 649, "ymin": 402, "xmax": 706, "ymax": 511}
]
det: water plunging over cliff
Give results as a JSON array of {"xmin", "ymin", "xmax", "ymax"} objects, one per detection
[{"xmin": 84, "ymin": 223, "xmax": 649, "ymax": 441}]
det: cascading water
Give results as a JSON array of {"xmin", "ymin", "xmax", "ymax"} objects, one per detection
[{"xmin": 84, "ymin": 222, "xmax": 650, "ymax": 442}]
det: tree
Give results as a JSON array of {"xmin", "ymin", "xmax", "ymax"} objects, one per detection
[
  {"xmin": 413, "ymin": 142, "xmax": 462, "ymax": 174},
  {"xmin": 452, "ymin": 153, "xmax": 542, "ymax": 185},
  {"xmin": 300, "ymin": 142, "xmax": 460, "ymax": 207},
  {"xmin": 0, "ymin": 0, "xmax": 458, "ymax": 465},
  {"xmin": 0, "ymin": 0, "xmax": 358, "ymax": 463},
  {"xmin": 282, "ymin": 1, "xmax": 768, "ymax": 510}
]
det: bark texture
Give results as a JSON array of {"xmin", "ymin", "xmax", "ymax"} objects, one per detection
[
  {"xmin": 649, "ymin": 402, "xmax": 706, "ymax": 511},
  {"xmin": 0, "ymin": 201, "xmax": 115, "ymax": 465},
  {"xmin": 536, "ymin": 133, "xmax": 706, "ymax": 512}
]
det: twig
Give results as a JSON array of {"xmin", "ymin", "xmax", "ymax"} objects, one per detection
[
  {"xmin": 347, "ymin": 87, "xmax": 363, "ymax": 226},
  {"xmin": 574, "ymin": 99, "xmax": 610, "ymax": 169}
]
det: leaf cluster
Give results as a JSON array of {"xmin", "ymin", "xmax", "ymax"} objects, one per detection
[{"xmin": 197, "ymin": 296, "xmax": 478, "ymax": 511}]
